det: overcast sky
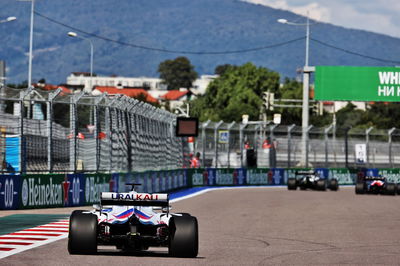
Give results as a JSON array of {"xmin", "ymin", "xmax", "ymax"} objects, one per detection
[{"xmin": 243, "ymin": 0, "xmax": 400, "ymax": 38}]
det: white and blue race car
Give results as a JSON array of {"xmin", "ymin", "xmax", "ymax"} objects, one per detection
[
  {"xmin": 68, "ymin": 184, "xmax": 198, "ymax": 257},
  {"xmin": 355, "ymin": 176, "xmax": 396, "ymax": 195}
]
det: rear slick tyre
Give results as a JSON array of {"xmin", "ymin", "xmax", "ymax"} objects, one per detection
[
  {"xmin": 329, "ymin": 179, "xmax": 339, "ymax": 191},
  {"xmin": 287, "ymin": 178, "xmax": 297, "ymax": 190},
  {"xmin": 355, "ymin": 183, "xmax": 365, "ymax": 194},
  {"xmin": 68, "ymin": 210, "xmax": 98, "ymax": 254},
  {"xmin": 316, "ymin": 180, "xmax": 326, "ymax": 191},
  {"xmin": 385, "ymin": 183, "xmax": 396, "ymax": 195},
  {"xmin": 169, "ymin": 216, "xmax": 198, "ymax": 258}
]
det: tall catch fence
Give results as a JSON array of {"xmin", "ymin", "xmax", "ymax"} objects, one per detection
[
  {"xmin": 1, "ymin": 86, "xmax": 399, "ymax": 173},
  {"xmin": 0, "ymin": 86, "xmax": 184, "ymax": 174},
  {"xmin": 195, "ymin": 121, "xmax": 400, "ymax": 169}
]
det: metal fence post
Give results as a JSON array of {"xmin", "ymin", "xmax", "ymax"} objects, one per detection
[
  {"xmin": 366, "ymin": 127, "xmax": 373, "ymax": 167},
  {"xmin": 214, "ymin": 121, "xmax": 223, "ymax": 168},
  {"xmin": 388, "ymin": 127, "xmax": 395, "ymax": 168},
  {"xmin": 287, "ymin": 124, "xmax": 295, "ymax": 168},
  {"xmin": 94, "ymin": 93, "xmax": 107, "ymax": 172},
  {"xmin": 254, "ymin": 124, "xmax": 260, "ymax": 152},
  {"xmin": 19, "ymin": 88, "xmax": 33, "ymax": 174},
  {"xmin": 324, "ymin": 124, "xmax": 334, "ymax": 168},
  {"xmin": 227, "ymin": 121, "xmax": 235, "ymax": 168},
  {"xmin": 201, "ymin": 120, "xmax": 211, "ymax": 168},
  {"xmin": 47, "ymin": 88, "xmax": 61, "ymax": 173},
  {"xmin": 70, "ymin": 91, "xmax": 84, "ymax": 173},
  {"xmin": 118, "ymin": 96, "xmax": 131, "ymax": 172},
  {"xmin": 126, "ymin": 98, "xmax": 139, "ymax": 172},
  {"xmin": 107, "ymin": 95, "xmax": 121, "ymax": 172},
  {"xmin": 344, "ymin": 127, "xmax": 350, "ymax": 168},
  {"xmin": 269, "ymin": 124, "xmax": 277, "ymax": 168},
  {"xmin": 239, "ymin": 123, "xmax": 246, "ymax": 168},
  {"xmin": 305, "ymin": 125, "xmax": 313, "ymax": 167}
]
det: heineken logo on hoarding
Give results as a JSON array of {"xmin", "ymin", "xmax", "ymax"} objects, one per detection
[
  {"xmin": 21, "ymin": 177, "xmax": 62, "ymax": 207},
  {"xmin": 247, "ymin": 169, "xmax": 268, "ymax": 185},
  {"xmin": 216, "ymin": 170, "xmax": 233, "ymax": 185},
  {"xmin": 85, "ymin": 176, "xmax": 109, "ymax": 203}
]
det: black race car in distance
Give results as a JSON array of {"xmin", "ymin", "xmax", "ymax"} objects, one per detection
[{"xmin": 287, "ymin": 171, "xmax": 339, "ymax": 191}]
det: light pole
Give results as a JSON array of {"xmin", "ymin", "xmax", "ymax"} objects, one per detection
[
  {"xmin": 278, "ymin": 13, "xmax": 315, "ymax": 167},
  {"xmin": 67, "ymin": 31, "xmax": 94, "ymax": 93},
  {"xmin": 68, "ymin": 31, "xmax": 95, "ymax": 126},
  {"xmin": 0, "ymin": 16, "xmax": 17, "ymax": 23},
  {"xmin": 18, "ymin": 0, "xmax": 35, "ymax": 88},
  {"xmin": 0, "ymin": 16, "xmax": 17, "ymax": 112}
]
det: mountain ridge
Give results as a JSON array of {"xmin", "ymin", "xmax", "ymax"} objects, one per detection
[{"xmin": 0, "ymin": 0, "xmax": 399, "ymax": 84}]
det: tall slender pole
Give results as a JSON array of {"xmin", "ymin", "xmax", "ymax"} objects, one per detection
[
  {"xmin": 89, "ymin": 39, "xmax": 93, "ymax": 92},
  {"xmin": 301, "ymin": 12, "xmax": 310, "ymax": 166},
  {"xmin": 89, "ymin": 40, "xmax": 94, "ymax": 125},
  {"xmin": 278, "ymin": 13, "xmax": 312, "ymax": 167},
  {"xmin": 305, "ymin": 12, "xmax": 309, "ymax": 67},
  {"xmin": 28, "ymin": 0, "xmax": 35, "ymax": 88},
  {"xmin": 344, "ymin": 127, "xmax": 350, "ymax": 168}
]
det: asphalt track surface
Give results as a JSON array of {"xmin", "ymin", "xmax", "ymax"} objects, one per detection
[{"xmin": 1, "ymin": 186, "xmax": 400, "ymax": 265}]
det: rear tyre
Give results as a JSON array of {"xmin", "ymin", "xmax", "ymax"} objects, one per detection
[
  {"xmin": 355, "ymin": 183, "xmax": 365, "ymax": 194},
  {"xmin": 287, "ymin": 178, "xmax": 297, "ymax": 190},
  {"xmin": 169, "ymin": 216, "xmax": 198, "ymax": 258},
  {"xmin": 385, "ymin": 183, "xmax": 396, "ymax": 195},
  {"xmin": 68, "ymin": 210, "xmax": 98, "ymax": 254},
  {"xmin": 316, "ymin": 180, "xmax": 326, "ymax": 191},
  {"xmin": 329, "ymin": 179, "xmax": 339, "ymax": 191}
]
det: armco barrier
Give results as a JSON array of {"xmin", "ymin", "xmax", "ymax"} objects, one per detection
[
  {"xmin": 187, "ymin": 167, "xmax": 357, "ymax": 187},
  {"xmin": 2, "ymin": 167, "xmax": 400, "ymax": 210}
]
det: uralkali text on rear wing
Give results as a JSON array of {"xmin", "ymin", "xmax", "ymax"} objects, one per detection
[{"xmin": 101, "ymin": 192, "xmax": 169, "ymax": 207}]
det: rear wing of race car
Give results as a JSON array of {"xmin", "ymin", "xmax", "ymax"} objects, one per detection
[
  {"xmin": 295, "ymin": 170, "xmax": 317, "ymax": 176},
  {"xmin": 364, "ymin": 176, "xmax": 386, "ymax": 181},
  {"xmin": 101, "ymin": 192, "xmax": 169, "ymax": 207}
]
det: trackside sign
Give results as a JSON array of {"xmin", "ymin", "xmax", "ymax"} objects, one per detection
[{"xmin": 315, "ymin": 66, "xmax": 400, "ymax": 101}]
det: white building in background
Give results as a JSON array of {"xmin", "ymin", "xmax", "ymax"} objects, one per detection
[
  {"xmin": 66, "ymin": 72, "xmax": 217, "ymax": 95},
  {"xmin": 66, "ymin": 72, "xmax": 167, "ymax": 93},
  {"xmin": 191, "ymin": 74, "xmax": 218, "ymax": 95}
]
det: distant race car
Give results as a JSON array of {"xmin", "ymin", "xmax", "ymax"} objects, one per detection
[
  {"xmin": 355, "ymin": 176, "xmax": 396, "ymax": 195},
  {"xmin": 287, "ymin": 171, "xmax": 339, "ymax": 191},
  {"xmin": 68, "ymin": 184, "xmax": 198, "ymax": 257}
]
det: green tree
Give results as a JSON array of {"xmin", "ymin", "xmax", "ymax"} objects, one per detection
[
  {"xmin": 335, "ymin": 102, "xmax": 364, "ymax": 133},
  {"xmin": 275, "ymin": 78, "xmax": 302, "ymax": 125},
  {"xmin": 158, "ymin": 57, "xmax": 198, "ymax": 90},
  {"xmin": 190, "ymin": 62, "xmax": 279, "ymax": 122},
  {"xmin": 360, "ymin": 102, "xmax": 400, "ymax": 129},
  {"xmin": 274, "ymin": 78, "xmax": 332, "ymax": 127},
  {"xmin": 214, "ymin": 64, "xmax": 236, "ymax": 76},
  {"xmin": 7, "ymin": 80, "xmax": 28, "ymax": 89}
]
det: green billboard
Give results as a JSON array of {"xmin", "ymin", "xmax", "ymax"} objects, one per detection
[{"xmin": 315, "ymin": 66, "xmax": 400, "ymax": 101}]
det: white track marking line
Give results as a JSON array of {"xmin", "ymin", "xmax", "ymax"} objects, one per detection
[{"xmin": 170, "ymin": 186, "xmax": 286, "ymax": 203}]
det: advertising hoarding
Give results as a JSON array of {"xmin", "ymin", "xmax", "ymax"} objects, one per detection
[{"xmin": 315, "ymin": 66, "xmax": 400, "ymax": 101}]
